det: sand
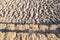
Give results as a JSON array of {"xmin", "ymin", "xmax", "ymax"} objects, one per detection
[
  {"xmin": 0, "ymin": 0, "xmax": 60, "ymax": 24},
  {"xmin": 0, "ymin": 0, "xmax": 60, "ymax": 40},
  {"xmin": 0, "ymin": 24, "xmax": 60, "ymax": 40}
]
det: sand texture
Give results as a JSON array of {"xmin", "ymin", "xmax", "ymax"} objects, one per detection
[
  {"xmin": 0, "ymin": 24, "xmax": 60, "ymax": 40},
  {"xmin": 0, "ymin": 0, "xmax": 60, "ymax": 40},
  {"xmin": 0, "ymin": 0, "xmax": 60, "ymax": 24}
]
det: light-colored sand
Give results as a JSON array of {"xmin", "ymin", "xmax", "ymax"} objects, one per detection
[
  {"xmin": 39, "ymin": 25, "xmax": 48, "ymax": 32},
  {"xmin": 0, "ymin": 0, "xmax": 60, "ymax": 24},
  {"xmin": 50, "ymin": 25, "xmax": 58, "ymax": 31},
  {"xmin": 6, "ymin": 24, "xmax": 15, "ymax": 30},
  {"xmin": 16, "ymin": 24, "xmax": 29, "ymax": 31},
  {"xmin": 0, "ymin": 24, "xmax": 60, "ymax": 40},
  {"xmin": 0, "ymin": 24, "xmax": 6, "ymax": 29},
  {"xmin": 0, "ymin": 24, "xmax": 60, "ymax": 31},
  {"xmin": 6, "ymin": 32, "xmax": 16, "ymax": 40},
  {"xmin": 0, "ymin": 0, "xmax": 60, "ymax": 40},
  {"xmin": 0, "ymin": 32, "xmax": 60, "ymax": 40},
  {"xmin": 0, "ymin": 32, "xmax": 5, "ymax": 40},
  {"xmin": 29, "ymin": 24, "xmax": 38, "ymax": 31}
]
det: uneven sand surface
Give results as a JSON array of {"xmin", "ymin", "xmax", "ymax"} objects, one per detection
[
  {"xmin": 0, "ymin": 0, "xmax": 60, "ymax": 40},
  {"xmin": 0, "ymin": 24, "xmax": 60, "ymax": 40},
  {"xmin": 0, "ymin": 0, "xmax": 60, "ymax": 24}
]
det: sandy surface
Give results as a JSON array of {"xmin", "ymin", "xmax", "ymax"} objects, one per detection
[
  {"xmin": 0, "ymin": 0, "xmax": 60, "ymax": 40},
  {"xmin": 0, "ymin": 0, "xmax": 60, "ymax": 24},
  {"xmin": 0, "ymin": 24, "xmax": 60, "ymax": 40}
]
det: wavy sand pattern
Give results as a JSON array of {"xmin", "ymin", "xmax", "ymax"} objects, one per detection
[{"xmin": 0, "ymin": 0, "xmax": 60, "ymax": 40}]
